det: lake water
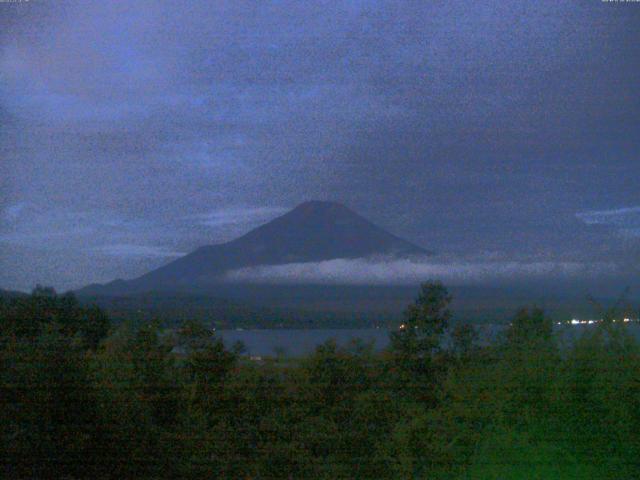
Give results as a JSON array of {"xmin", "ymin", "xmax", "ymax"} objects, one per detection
[
  {"xmin": 218, "ymin": 328, "xmax": 390, "ymax": 357},
  {"xmin": 218, "ymin": 324, "xmax": 640, "ymax": 357}
]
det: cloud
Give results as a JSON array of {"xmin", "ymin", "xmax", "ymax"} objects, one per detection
[
  {"xmin": 0, "ymin": 206, "xmax": 172, "ymax": 250},
  {"xmin": 0, "ymin": 206, "xmax": 98, "ymax": 247},
  {"xmin": 1, "ymin": 202, "xmax": 28, "ymax": 223},
  {"xmin": 93, "ymin": 244, "xmax": 185, "ymax": 258},
  {"xmin": 2, "ymin": 0, "xmax": 640, "ymax": 291},
  {"xmin": 191, "ymin": 206, "xmax": 287, "ymax": 228},
  {"xmin": 577, "ymin": 206, "xmax": 640, "ymax": 237},
  {"xmin": 0, "ymin": 228, "xmax": 94, "ymax": 245},
  {"xmin": 577, "ymin": 206, "xmax": 640, "ymax": 225},
  {"xmin": 224, "ymin": 256, "xmax": 619, "ymax": 286}
]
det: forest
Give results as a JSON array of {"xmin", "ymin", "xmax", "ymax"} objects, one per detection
[{"xmin": 2, "ymin": 283, "xmax": 640, "ymax": 479}]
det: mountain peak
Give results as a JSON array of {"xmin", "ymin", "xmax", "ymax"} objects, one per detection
[
  {"xmin": 292, "ymin": 200, "xmax": 349, "ymax": 212},
  {"xmin": 78, "ymin": 201, "xmax": 431, "ymax": 295},
  {"xmin": 281, "ymin": 200, "xmax": 359, "ymax": 223}
]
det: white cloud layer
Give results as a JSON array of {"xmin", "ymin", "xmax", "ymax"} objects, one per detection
[
  {"xmin": 224, "ymin": 256, "xmax": 619, "ymax": 285},
  {"xmin": 577, "ymin": 206, "xmax": 640, "ymax": 225},
  {"xmin": 577, "ymin": 206, "xmax": 640, "ymax": 238}
]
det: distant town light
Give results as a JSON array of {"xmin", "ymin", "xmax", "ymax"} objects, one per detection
[{"xmin": 566, "ymin": 317, "xmax": 638, "ymax": 326}]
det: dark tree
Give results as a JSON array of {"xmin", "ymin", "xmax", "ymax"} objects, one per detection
[
  {"xmin": 451, "ymin": 323, "xmax": 478, "ymax": 358},
  {"xmin": 390, "ymin": 281, "xmax": 452, "ymax": 358},
  {"xmin": 506, "ymin": 307, "xmax": 553, "ymax": 346}
]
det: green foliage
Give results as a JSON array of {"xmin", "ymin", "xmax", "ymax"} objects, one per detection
[
  {"xmin": 451, "ymin": 323, "xmax": 478, "ymax": 359},
  {"xmin": 1, "ymin": 324, "xmax": 99, "ymax": 478},
  {"xmin": 506, "ymin": 306, "xmax": 553, "ymax": 346},
  {"xmin": 3, "ymin": 283, "xmax": 640, "ymax": 478},
  {"xmin": 0, "ymin": 287, "xmax": 110, "ymax": 349},
  {"xmin": 391, "ymin": 281, "xmax": 452, "ymax": 357},
  {"xmin": 462, "ymin": 428, "xmax": 605, "ymax": 479},
  {"xmin": 388, "ymin": 281, "xmax": 453, "ymax": 405}
]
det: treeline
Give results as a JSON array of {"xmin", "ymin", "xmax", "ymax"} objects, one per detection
[
  {"xmin": 87, "ymin": 293, "xmax": 397, "ymax": 330},
  {"xmin": 2, "ymin": 283, "xmax": 640, "ymax": 478}
]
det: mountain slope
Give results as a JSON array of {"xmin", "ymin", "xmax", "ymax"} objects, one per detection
[{"xmin": 78, "ymin": 201, "xmax": 430, "ymax": 295}]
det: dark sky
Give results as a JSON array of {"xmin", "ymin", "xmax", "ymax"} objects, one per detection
[{"xmin": 1, "ymin": 0, "xmax": 640, "ymax": 291}]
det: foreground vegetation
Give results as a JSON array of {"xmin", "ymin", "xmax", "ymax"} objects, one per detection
[{"xmin": 2, "ymin": 284, "xmax": 640, "ymax": 479}]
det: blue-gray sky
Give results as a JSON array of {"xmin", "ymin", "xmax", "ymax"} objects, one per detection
[{"xmin": 1, "ymin": 0, "xmax": 639, "ymax": 291}]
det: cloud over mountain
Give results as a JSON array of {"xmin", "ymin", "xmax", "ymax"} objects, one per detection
[{"xmin": 224, "ymin": 257, "xmax": 619, "ymax": 286}]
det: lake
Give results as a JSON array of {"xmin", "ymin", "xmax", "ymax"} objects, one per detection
[
  {"xmin": 217, "ymin": 323, "xmax": 640, "ymax": 357},
  {"xmin": 218, "ymin": 328, "xmax": 390, "ymax": 357}
]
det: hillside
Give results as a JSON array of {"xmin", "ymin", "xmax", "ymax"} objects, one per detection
[{"xmin": 78, "ymin": 201, "xmax": 430, "ymax": 296}]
